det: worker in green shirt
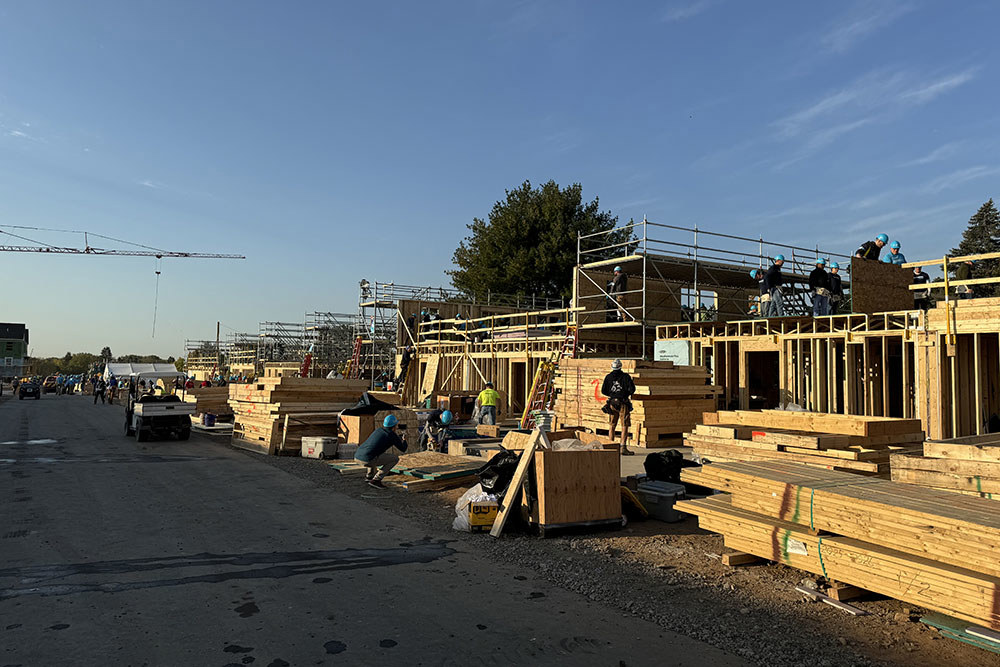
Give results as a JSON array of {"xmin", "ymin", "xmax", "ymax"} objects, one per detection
[{"xmin": 476, "ymin": 382, "xmax": 500, "ymax": 425}]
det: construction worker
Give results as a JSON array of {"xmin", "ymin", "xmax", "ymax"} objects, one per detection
[
  {"xmin": 809, "ymin": 258, "xmax": 831, "ymax": 316},
  {"xmin": 355, "ymin": 414, "xmax": 408, "ymax": 489},
  {"xmin": 954, "ymin": 259, "xmax": 975, "ymax": 299},
  {"xmin": 855, "ymin": 233, "xmax": 888, "ymax": 261},
  {"xmin": 912, "ymin": 265, "xmax": 931, "ymax": 310},
  {"xmin": 602, "ymin": 359, "xmax": 636, "ymax": 455},
  {"xmin": 882, "ymin": 240, "xmax": 907, "ymax": 265},
  {"xmin": 829, "ymin": 262, "xmax": 844, "ymax": 315},
  {"xmin": 764, "ymin": 255, "xmax": 785, "ymax": 317},
  {"xmin": 419, "ymin": 409, "xmax": 453, "ymax": 452},
  {"xmin": 750, "ymin": 269, "xmax": 766, "ymax": 317},
  {"xmin": 608, "ymin": 266, "xmax": 628, "ymax": 322},
  {"xmin": 396, "ymin": 345, "xmax": 414, "ymax": 386},
  {"xmin": 476, "ymin": 382, "xmax": 500, "ymax": 425},
  {"xmin": 93, "ymin": 377, "xmax": 107, "ymax": 405}
]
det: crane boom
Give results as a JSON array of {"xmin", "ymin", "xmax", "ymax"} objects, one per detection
[{"xmin": 0, "ymin": 244, "xmax": 244, "ymax": 259}]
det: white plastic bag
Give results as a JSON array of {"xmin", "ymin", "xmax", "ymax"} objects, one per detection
[{"xmin": 451, "ymin": 483, "xmax": 497, "ymax": 532}]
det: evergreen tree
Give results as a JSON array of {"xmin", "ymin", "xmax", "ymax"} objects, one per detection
[{"xmin": 950, "ymin": 199, "xmax": 1000, "ymax": 297}]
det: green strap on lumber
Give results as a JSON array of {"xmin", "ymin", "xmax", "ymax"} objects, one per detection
[{"xmin": 817, "ymin": 537, "xmax": 828, "ymax": 578}]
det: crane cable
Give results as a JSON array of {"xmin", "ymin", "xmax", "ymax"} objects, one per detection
[{"xmin": 151, "ymin": 256, "xmax": 163, "ymax": 337}]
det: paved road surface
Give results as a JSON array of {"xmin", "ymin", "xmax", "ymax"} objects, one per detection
[{"xmin": 0, "ymin": 393, "xmax": 743, "ymax": 666}]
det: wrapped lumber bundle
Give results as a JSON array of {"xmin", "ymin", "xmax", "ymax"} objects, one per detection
[
  {"xmin": 180, "ymin": 386, "xmax": 232, "ymax": 418},
  {"xmin": 229, "ymin": 377, "xmax": 368, "ymax": 455},
  {"xmin": 687, "ymin": 410, "xmax": 924, "ymax": 475},
  {"xmin": 891, "ymin": 433, "xmax": 1000, "ymax": 499},
  {"xmin": 679, "ymin": 461, "xmax": 1000, "ymax": 630},
  {"xmin": 553, "ymin": 358, "xmax": 718, "ymax": 448}
]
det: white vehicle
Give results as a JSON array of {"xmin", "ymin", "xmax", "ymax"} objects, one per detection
[{"xmin": 110, "ymin": 363, "xmax": 195, "ymax": 442}]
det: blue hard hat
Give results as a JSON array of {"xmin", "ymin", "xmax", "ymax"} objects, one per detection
[
  {"xmin": 440, "ymin": 410, "xmax": 453, "ymax": 425},
  {"xmin": 749, "ymin": 269, "xmax": 759, "ymax": 279},
  {"xmin": 383, "ymin": 414, "xmax": 398, "ymax": 428},
  {"xmin": 830, "ymin": 261, "xmax": 839, "ymax": 269},
  {"xmin": 815, "ymin": 257, "xmax": 825, "ymax": 266},
  {"xmin": 774, "ymin": 254, "xmax": 785, "ymax": 262},
  {"xmin": 613, "ymin": 266, "xmax": 622, "ymax": 272},
  {"xmin": 890, "ymin": 240, "xmax": 900, "ymax": 249},
  {"xmin": 876, "ymin": 233, "xmax": 889, "ymax": 244}
]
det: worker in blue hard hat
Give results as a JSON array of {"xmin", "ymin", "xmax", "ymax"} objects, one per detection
[
  {"xmin": 882, "ymin": 240, "xmax": 907, "ymax": 265},
  {"xmin": 608, "ymin": 265, "xmax": 628, "ymax": 322},
  {"xmin": 419, "ymin": 408, "xmax": 454, "ymax": 452},
  {"xmin": 763, "ymin": 255, "xmax": 786, "ymax": 317},
  {"xmin": 355, "ymin": 413, "xmax": 408, "ymax": 488},
  {"xmin": 809, "ymin": 258, "xmax": 831, "ymax": 316},
  {"xmin": 828, "ymin": 262, "xmax": 844, "ymax": 314},
  {"xmin": 749, "ymin": 269, "xmax": 766, "ymax": 317},
  {"xmin": 856, "ymin": 234, "xmax": 888, "ymax": 261}
]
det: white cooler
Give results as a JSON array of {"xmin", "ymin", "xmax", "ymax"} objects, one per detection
[{"xmin": 301, "ymin": 437, "xmax": 339, "ymax": 459}]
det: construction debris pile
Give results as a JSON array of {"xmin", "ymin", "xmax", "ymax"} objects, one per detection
[
  {"xmin": 891, "ymin": 433, "xmax": 1000, "ymax": 498},
  {"xmin": 688, "ymin": 410, "xmax": 924, "ymax": 475},
  {"xmin": 678, "ymin": 460, "xmax": 1000, "ymax": 631},
  {"xmin": 553, "ymin": 358, "xmax": 717, "ymax": 447}
]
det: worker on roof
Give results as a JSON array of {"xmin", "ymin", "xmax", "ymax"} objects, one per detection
[
  {"xmin": 419, "ymin": 409, "xmax": 453, "ymax": 452},
  {"xmin": 475, "ymin": 382, "xmax": 500, "ymax": 426},
  {"xmin": 912, "ymin": 265, "xmax": 931, "ymax": 311},
  {"xmin": 855, "ymin": 233, "xmax": 888, "ymax": 261},
  {"xmin": 882, "ymin": 240, "xmax": 907, "ymax": 265},
  {"xmin": 602, "ymin": 359, "xmax": 637, "ymax": 456},
  {"xmin": 809, "ymin": 258, "xmax": 831, "ymax": 316},
  {"xmin": 954, "ymin": 259, "xmax": 975, "ymax": 299},
  {"xmin": 355, "ymin": 414, "xmax": 408, "ymax": 489},
  {"xmin": 750, "ymin": 269, "xmax": 766, "ymax": 318},
  {"xmin": 764, "ymin": 255, "xmax": 785, "ymax": 317},
  {"xmin": 828, "ymin": 262, "xmax": 844, "ymax": 315},
  {"xmin": 608, "ymin": 266, "xmax": 628, "ymax": 322}
]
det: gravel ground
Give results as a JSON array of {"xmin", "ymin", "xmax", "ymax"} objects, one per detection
[{"xmin": 225, "ymin": 440, "xmax": 1000, "ymax": 667}]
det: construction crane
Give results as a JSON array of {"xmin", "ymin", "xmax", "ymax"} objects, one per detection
[{"xmin": 0, "ymin": 225, "xmax": 245, "ymax": 259}]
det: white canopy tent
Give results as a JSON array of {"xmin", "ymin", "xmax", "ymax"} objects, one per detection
[{"xmin": 104, "ymin": 363, "xmax": 184, "ymax": 381}]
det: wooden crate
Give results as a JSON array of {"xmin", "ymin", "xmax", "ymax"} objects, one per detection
[
  {"xmin": 521, "ymin": 449, "xmax": 621, "ymax": 527},
  {"xmin": 339, "ymin": 415, "xmax": 375, "ymax": 444}
]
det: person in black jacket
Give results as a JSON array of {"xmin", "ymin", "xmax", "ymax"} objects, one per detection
[
  {"xmin": 912, "ymin": 266, "xmax": 931, "ymax": 310},
  {"xmin": 355, "ymin": 414, "xmax": 408, "ymax": 488},
  {"xmin": 954, "ymin": 260, "xmax": 974, "ymax": 299},
  {"xmin": 855, "ymin": 233, "xmax": 888, "ymax": 261},
  {"xmin": 809, "ymin": 258, "xmax": 832, "ymax": 316},
  {"xmin": 765, "ymin": 255, "xmax": 786, "ymax": 316},
  {"xmin": 829, "ymin": 262, "xmax": 844, "ymax": 314},
  {"xmin": 601, "ymin": 359, "xmax": 637, "ymax": 455},
  {"xmin": 395, "ymin": 345, "xmax": 414, "ymax": 386},
  {"xmin": 749, "ymin": 269, "xmax": 766, "ymax": 317}
]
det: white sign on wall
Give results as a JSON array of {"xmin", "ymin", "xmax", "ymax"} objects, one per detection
[{"xmin": 653, "ymin": 341, "xmax": 691, "ymax": 365}]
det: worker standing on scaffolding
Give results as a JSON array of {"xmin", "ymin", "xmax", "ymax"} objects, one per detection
[
  {"xmin": 764, "ymin": 255, "xmax": 785, "ymax": 317},
  {"xmin": 809, "ymin": 258, "xmax": 831, "ymax": 316},
  {"xmin": 855, "ymin": 233, "xmax": 888, "ymax": 260},
  {"xmin": 608, "ymin": 266, "xmax": 628, "ymax": 322},
  {"xmin": 602, "ymin": 359, "xmax": 636, "ymax": 455},
  {"xmin": 395, "ymin": 345, "xmax": 414, "ymax": 387},
  {"xmin": 750, "ymin": 269, "xmax": 766, "ymax": 317},
  {"xmin": 829, "ymin": 262, "xmax": 844, "ymax": 314},
  {"xmin": 954, "ymin": 259, "xmax": 975, "ymax": 299}
]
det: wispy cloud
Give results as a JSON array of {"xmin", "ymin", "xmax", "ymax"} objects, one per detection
[
  {"xmin": 898, "ymin": 141, "xmax": 963, "ymax": 168},
  {"xmin": 922, "ymin": 166, "xmax": 1000, "ymax": 194},
  {"xmin": 899, "ymin": 69, "xmax": 977, "ymax": 104},
  {"xmin": 137, "ymin": 179, "xmax": 167, "ymax": 190},
  {"xmin": 821, "ymin": 2, "xmax": 913, "ymax": 53},
  {"xmin": 662, "ymin": 0, "xmax": 718, "ymax": 23}
]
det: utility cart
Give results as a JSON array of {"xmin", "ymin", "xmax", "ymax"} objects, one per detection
[{"xmin": 111, "ymin": 363, "xmax": 195, "ymax": 442}]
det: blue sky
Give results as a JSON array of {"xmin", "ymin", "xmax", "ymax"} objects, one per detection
[{"xmin": 1, "ymin": 1, "xmax": 997, "ymax": 357}]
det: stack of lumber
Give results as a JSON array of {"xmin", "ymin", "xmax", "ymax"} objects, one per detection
[
  {"xmin": 686, "ymin": 410, "xmax": 924, "ymax": 475},
  {"xmin": 553, "ymin": 358, "xmax": 718, "ymax": 447},
  {"xmin": 229, "ymin": 377, "xmax": 368, "ymax": 455},
  {"xmin": 679, "ymin": 461, "xmax": 1000, "ymax": 631},
  {"xmin": 329, "ymin": 451, "xmax": 482, "ymax": 491},
  {"xmin": 180, "ymin": 386, "xmax": 232, "ymax": 417},
  {"xmin": 891, "ymin": 433, "xmax": 1000, "ymax": 499}
]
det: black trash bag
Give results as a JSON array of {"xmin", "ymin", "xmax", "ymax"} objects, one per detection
[
  {"xmin": 643, "ymin": 449, "xmax": 697, "ymax": 484},
  {"xmin": 341, "ymin": 392, "xmax": 399, "ymax": 416},
  {"xmin": 477, "ymin": 449, "xmax": 521, "ymax": 496}
]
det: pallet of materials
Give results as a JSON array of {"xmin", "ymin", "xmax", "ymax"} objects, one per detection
[
  {"xmin": 329, "ymin": 451, "xmax": 483, "ymax": 491},
  {"xmin": 553, "ymin": 358, "xmax": 718, "ymax": 448},
  {"xmin": 679, "ymin": 460, "xmax": 1000, "ymax": 630},
  {"xmin": 228, "ymin": 377, "xmax": 368, "ymax": 455},
  {"xmin": 891, "ymin": 433, "xmax": 1000, "ymax": 499},
  {"xmin": 687, "ymin": 411, "xmax": 924, "ymax": 475},
  {"xmin": 180, "ymin": 386, "xmax": 233, "ymax": 417}
]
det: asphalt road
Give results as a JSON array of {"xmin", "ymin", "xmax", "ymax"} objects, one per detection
[{"xmin": 0, "ymin": 393, "xmax": 744, "ymax": 667}]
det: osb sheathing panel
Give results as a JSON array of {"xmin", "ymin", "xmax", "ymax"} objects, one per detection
[{"xmin": 849, "ymin": 258, "xmax": 912, "ymax": 314}]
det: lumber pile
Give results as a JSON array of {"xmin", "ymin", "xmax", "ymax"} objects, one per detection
[
  {"xmin": 891, "ymin": 433, "xmax": 1000, "ymax": 499},
  {"xmin": 229, "ymin": 377, "xmax": 368, "ymax": 455},
  {"xmin": 180, "ymin": 386, "xmax": 232, "ymax": 417},
  {"xmin": 679, "ymin": 461, "xmax": 1000, "ymax": 630},
  {"xmin": 686, "ymin": 410, "xmax": 924, "ymax": 475},
  {"xmin": 329, "ymin": 451, "xmax": 482, "ymax": 491},
  {"xmin": 553, "ymin": 358, "xmax": 718, "ymax": 447}
]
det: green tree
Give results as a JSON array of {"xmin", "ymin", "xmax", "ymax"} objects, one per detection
[
  {"xmin": 100, "ymin": 346, "xmax": 113, "ymax": 362},
  {"xmin": 449, "ymin": 180, "xmax": 632, "ymax": 300},
  {"xmin": 174, "ymin": 357, "xmax": 186, "ymax": 372},
  {"xmin": 950, "ymin": 199, "xmax": 1000, "ymax": 298}
]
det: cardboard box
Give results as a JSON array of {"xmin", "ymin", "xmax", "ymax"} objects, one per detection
[
  {"xmin": 339, "ymin": 415, "xmax": 374, "ymax": 444},
  {"xmin": 468, "ymin": 501, "xmax": 498, "ymax": 531}
]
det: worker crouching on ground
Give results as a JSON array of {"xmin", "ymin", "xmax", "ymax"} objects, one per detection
[
  {"xmin": 355, "ymin": 414, "xmax": 408, "ymax": 489},
  {"xmin": 913, "ymin": 265, "xmax": 931, "ymax": 310},
  {"xmin": 602, "ymin": 359, "xmax": 636, "ymax": 456},
  {"xmin": 882, "ymin": 240, "xmax": 906, "ymax": 265},
  {"xmin": 419, "ymin": 409, "xmax": 453, "ymax": 452},
  {"xmin": 855, "ymin": 233, "xmax": 888, "ymax": 261},
  {"xmin": 828, "ymin": 262, "xmax": 844, "ymax": 314},
  {"xmin": 809, "ymin": 258, "xmax": 831, "ymax": 316},
  {"xmin": 765, "ymin": 255, "xmax": 785, "ymax": 316},
  {"xmin": 476, "ymin": 382, "xmax": 500, "ymax": 425}
]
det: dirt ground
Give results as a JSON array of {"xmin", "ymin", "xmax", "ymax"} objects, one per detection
[{"xmin": 241, "ymin": 444, "xmax": 1000, "ymax": 667}]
